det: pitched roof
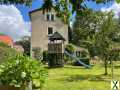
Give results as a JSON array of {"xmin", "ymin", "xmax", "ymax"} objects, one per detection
[
  {"xmin": 29, "ymin": 7, "xmax": 54, "ymax": 14},
  {"xmin": 29, "ymin": 8, "xmax": 42, "ymax": 14},
  {"xmin": 0, "ymin": 35, "xmax": 13, "ymax": 47},
  {"xmin": 74, "ymin": 45, "xmax": 89, "ymax": 53},
  {"xmin": 49, "ymin": 32, "xmax": 65, "ymax": 41}
]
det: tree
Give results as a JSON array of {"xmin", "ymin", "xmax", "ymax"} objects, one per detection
[
  {"xmin": 15, "ymin": 36, "xmax": 30, "ymax": 56},
  {"xmin": 72, "ymin": 10, "xmax": 105, "ymax": 48},
  {"xmin": 72, "ymin": 10, "xmax": 120, "ymax": 75},
  {"xmin": 0, "ymin": 0, "xmax": 32, "ymax": 6},
  {"xmin": 0, "ymin": 0, "xmax": 119, "ymax": 23},
  {"xmin": 94, "ymin": 13, "xmax": 120, "ymax": 75}
]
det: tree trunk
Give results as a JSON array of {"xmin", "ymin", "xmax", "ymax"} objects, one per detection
[{"xmin": 104, "ymin": 59, "xmax": 108, "ymax": 75}]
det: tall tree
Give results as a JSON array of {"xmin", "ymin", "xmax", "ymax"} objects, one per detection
[
  {"xmin": 0, "ymin": 0, "xmax": 119, "ymax": 23},
  {"xmin": 72, "ymin": 10, "xmax": 105, "ymax": 47},
  {"xmin": 94, "ymin": 13, "xmax": 120, "ymax": 75},
  {"xmin": 72, "ymin": 11, "xmax": 120, "ymax": 75}
]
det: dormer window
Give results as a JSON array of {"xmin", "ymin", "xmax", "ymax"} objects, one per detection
[
  {"xmin": 51, "ymin": 14, "xmax": 54, "ymax": 21},
  {"xmin": 47, "ymin": 14, "xmax": 50, "ymax": 21},
  {"xmin": 46, "ymin": 13, "xmax": 55, "ymax": 21}
]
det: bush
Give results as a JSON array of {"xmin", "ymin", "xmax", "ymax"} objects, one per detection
[
  {"xmin": 0, "ymin": 55, "xmax": 48, "ymax": 89},
  {"xmin": 32, "ymin": 47, "xmax": 42, "ymax": 60},
  {"xmin": 43, "ymin": 50, "xmax": 48, "ymax": 64},
  {"xmin": 65, "ymin": 44, "xmax": 74, "ymax": 54},
  {"xmin": 64, "ymin": 44, "xmax": 75, "ymax": 63},
  {"xmin": 0, "ymin": 42, "xmax": 18, "ymax": 63}
]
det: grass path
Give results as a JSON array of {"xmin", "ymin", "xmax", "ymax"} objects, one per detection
[{"xmin": 43, "ymin": 64, "xmax": 120, "ymax": 90}]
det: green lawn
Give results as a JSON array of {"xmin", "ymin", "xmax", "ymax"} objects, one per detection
[{"xmin": 42, "ymin": 63, "xmax": 120, "ymax": 90}]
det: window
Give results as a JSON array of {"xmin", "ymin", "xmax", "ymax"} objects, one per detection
[
  {"xmin": 46, "ymin": 14, "xmax": 50, "ymax": 21},
  {"xmin": 46, "ymin": 13, "xmax": 55, "ymax": 21},
  {"xmin": 51, "ymin": 14, "xmax": 54, "ymax": 21},
  {"xmin": 48, "ymin": 27, "xmax": 53, "ymax": 35}
]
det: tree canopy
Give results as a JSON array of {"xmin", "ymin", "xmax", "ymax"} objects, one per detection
[
  {"xmin": 0, "ymin": 0, "xmax": 32, "ymax": 6},
  {"xmin": 72, "ymin": 11, "xmax": 120, "ymax": 75},
  {"xmin": 0, "ymin": 0, "xmax": 120, "ymax": 23}
]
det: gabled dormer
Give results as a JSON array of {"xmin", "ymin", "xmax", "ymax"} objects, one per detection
[{"xmin": 46, "ymin": 12, "xmax": 55, "ymax": 21}]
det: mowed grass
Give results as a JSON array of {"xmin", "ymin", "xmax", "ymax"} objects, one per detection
[{"xmin": 42, "ymin": 63, "xmax": 120, "ymax": 90}]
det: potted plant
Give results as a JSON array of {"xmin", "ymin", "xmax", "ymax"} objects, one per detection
[{"xmin": 0, "ymin": 55, "xmax": 48, "ymax": 90}]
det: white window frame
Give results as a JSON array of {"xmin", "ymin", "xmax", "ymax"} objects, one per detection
[
  {"xmin": 46, "ymin": 12, "xmax": 55, "ymax": 21},
  {"xmin": 48, "ymin": 27, "xmax": 54, "ymax": 36}
]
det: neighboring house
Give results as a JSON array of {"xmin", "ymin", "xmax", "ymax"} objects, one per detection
[
  {"xmin": 0, "ymin": 34, "xmax": 13, "ymax": 48},
  {"xmin": 0, "ymin": 34, "xmax": 24, "ymax": 53},
  {"xmin": 74, "ymin": 45, "xmax": 89, "ymax": 58},
  {"xmin": 29, "ymin": 8, "xmax": 68, "ymax": 52},
  {"xmin": 14, "ymin": 44, "xmax": 24, "ymax": 53}
]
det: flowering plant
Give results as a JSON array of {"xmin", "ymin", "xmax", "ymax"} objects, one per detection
[{"xmin": 0, "ymin": 55, "xmax": 48, "ymax": 89}]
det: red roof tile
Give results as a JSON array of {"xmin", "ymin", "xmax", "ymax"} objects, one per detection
[{"xmin": 0, "ymin": 35, "xmax": 13, "ymax": 47}]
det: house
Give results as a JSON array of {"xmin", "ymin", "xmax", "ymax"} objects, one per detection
[
  {"xmin": 14, "ymin": 44, "xmax": 24, "ymax": 53},
  {"xmin": 0, "ymin": 34, "xmax": 13, "ymax": 48},
  {"xmin": 29, "ymin": 8, "xmax": 68, "ymax": 52},
  {"xmin": 0, "ymin": 34, "xmax": 24, "ymax": 53}
]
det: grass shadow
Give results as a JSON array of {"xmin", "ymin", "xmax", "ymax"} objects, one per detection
[
  {"xmin": 44, "ymin": 65, "xmax": 92, "ymax": 70},
  {"xmin": 56, "ymin": 74, "xmax": 111, "ymax": 83},
  {"xmin": 64, "ymin": 65, "xmax": 92, "ymax": 69},
  {"xmin": 114, "ymin": 65, "xmax": 120, "ymax": 69}
]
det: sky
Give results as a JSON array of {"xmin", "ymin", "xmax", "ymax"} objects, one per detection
[{"xmin": 0, "ymin": 0, "xmax": 120, "ymax": 41}]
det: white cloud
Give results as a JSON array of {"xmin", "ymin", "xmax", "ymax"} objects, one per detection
[
  {"xmin": 0, "ymin": 5, "xmax": 31, "ymax": 41},
  {"xmin": 101, "ymin": 2, "xmax": 120, "ymax": 18}
]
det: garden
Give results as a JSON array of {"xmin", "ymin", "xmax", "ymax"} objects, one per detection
[
  {"xmin": 42, "ymin": 64, "xmax": 120, "ymax": 90},
  {"xmin": 0, "ymin": 39, "xmax": 120, "ymax": 90},
  {"xmin": 0, "ymin": 0, "xmax": 120, "ymax": 90},
  {"xmin": 0, "ymin": 42, "xmax": 48, "ymax": 90}
]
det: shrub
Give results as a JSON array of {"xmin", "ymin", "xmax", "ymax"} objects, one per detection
[
  {"xmin": 0, "ymin": 42, "xmax": 9, "ymax": 47},
  {"xmin": 64, "ymin": 44, "xmax": 75, "ymax": 63},
  {"xmin": 0, "ymin": 55, "xmax": 48, "ymax": 89},
  {"xmin": 0, "ymin": 42, "xmax": 18, "ymax": 63},
  {"xmin": 32, "ymin": 47, "xmax": 42, "ymax": 61},
  {"xmin": 65, "ymin": 44, "xmax": 74, "ymax": 54},
  {"xmin": 43, "ymin": 50, "xmax": 48, "ymax": 64}
]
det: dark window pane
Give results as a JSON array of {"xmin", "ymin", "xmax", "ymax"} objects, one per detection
[
  {"xmin": 48, "ymin": 27, "xmax": 53, "ymax": 35},
  {"xmin": 47, "ymin": 14, "xmax": 50, "ymax": 21},
  {"xmin": 51, "ymin": 14, "xmax": 54, "ymax": 21}
]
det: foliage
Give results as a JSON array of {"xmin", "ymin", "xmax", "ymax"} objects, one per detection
[
  {"xmin": 0, "ymin": 42, "xmax": 18, "ymax": 63},
  {"xmin": 43, "ymin": 50, "xmax": 48, "ymax": 63},
  {"xmin": 0, "ymin": 55, "xmax": 48, "ymax": 89},
  {"xmin": 72, "ymin": 10, "xmax": 107, "ymax": 58},
  {"xmin": 0, "ymin": 42, "xmax": 9, "ymax": 47},
  {"xmin": 72, "ymin": 10, "xmax": 105, "ymax": 46},
  {"xmin": 65, "ymin": 44, "xmax": 74, "ymax": 54},
  {"xmin": 72, "ymin": 11, "xmax": 120, "ymax": 75},
  {"xmin": 15, "ymin": 36, "xmax": 30, "ymax": 56},
  {"xmin": 41, "ymin": 0, "xmax": 120, "ymax": 24},
  {"xmin": 32, "ymin": 47, "xmax": 42, "ymax": 60},
  {"xmin": 0, "ymin": 0, "xmax": 32, "ymax": 6},
  {"xmin": 0, "ymin": 0, "xmax": 117, "ymax": 5},
  {"xmin": 93, "ymin": 13, "xmax": 120, "ymax": 74},
  {"xmin": 80, "ymin": 51, "xmax": 89, "ymax": 58},
  {"xmin": 0, "ymin": 0, "xmax": 119, "ymax": 24},
  {"xmin": 64, "ymin": 44, "xmax": 75, "ymax": 63}
]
